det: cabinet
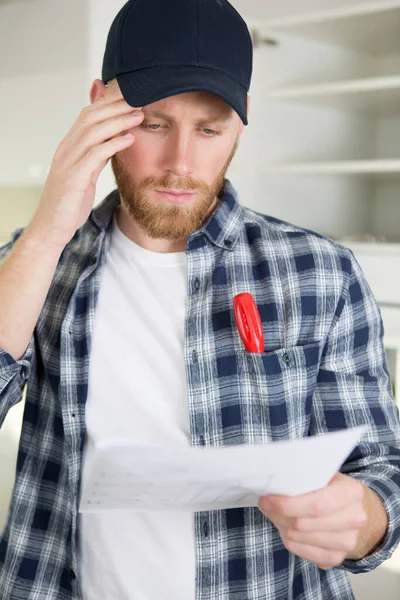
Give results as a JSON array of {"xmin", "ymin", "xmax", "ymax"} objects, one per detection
[{"xmin": 245, "ymin": 1, "xmax": 400, "ymax": 403}]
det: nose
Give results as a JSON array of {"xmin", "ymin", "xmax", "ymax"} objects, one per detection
[{"xmin": 162, "ymin": 129, "xmax": 194, "ymax": 177}]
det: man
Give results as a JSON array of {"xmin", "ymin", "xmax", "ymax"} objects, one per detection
[{"xmin": 0, "ymin": 0, "xmax": 399, "ymax": 598}]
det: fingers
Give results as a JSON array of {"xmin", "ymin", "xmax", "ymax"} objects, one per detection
[
  {"xmin": 257, "ymin": 474, "xmax": 368, "ymax": 569},
  {"xmin": 74, "ymin": 133, "xmax": 135, "ymax": 186},
  {"xmin": 264, "ymin": 503, "xmax": 367, "ymax": 533},
  {"xmin": 265, "ymin": 508, "xmax": 362, "ymax": 567},
  {"xmin": 282, "ymin": 528, "xmax": 360, "ymax": 554},
  {"xmin": 64, "ymin": 110, "xmax": 144, "ymax": 166},
  {"xmin": 263, "ymin": 507, "xmax": 364, "ymax": 558},
  {"xmin": 279, "ymin": 540, "xmax": 348, "ymax": 570},
  {"xmin": 55, "ymin": 90, "xmax": 143, "ymax": 167},
  {"xmin": 80, "ymin": 96, "xmax": 143, "ymax": 129},
  {"xmin": 259, "ymin": 474, "xmax": 364, "ymax": 519}
]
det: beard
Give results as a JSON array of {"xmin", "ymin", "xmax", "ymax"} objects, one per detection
[{"xmin": 111, "ymin": 140, "xmax": 239, "ymax": 241}]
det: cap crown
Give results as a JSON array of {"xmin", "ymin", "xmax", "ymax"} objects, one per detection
[{"xmin": 102, "ymin": 0, "xmax": 253, "ymax": 90}]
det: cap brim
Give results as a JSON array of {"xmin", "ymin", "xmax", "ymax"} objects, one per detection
[{"xmin": 115, "ymin": 65, "xmax": 248, "ymax": 126}]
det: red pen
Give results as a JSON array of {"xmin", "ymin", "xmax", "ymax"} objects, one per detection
[{"xmin": 233, "ymin": 293, "xmax": 264, "ymax": 353}]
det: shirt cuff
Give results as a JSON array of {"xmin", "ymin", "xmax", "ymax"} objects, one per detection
[
  {"xmin": 0, "ymin": 337, "xmax": 35, "ymax": 396},
  {"xmin": 340, "ymin": 468, "xmax": 400, "ymax": 574}
]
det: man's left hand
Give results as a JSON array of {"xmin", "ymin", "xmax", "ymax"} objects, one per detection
[{"xmin": 258, "ymin": 473, "xmax": 369, "ymax": 569}]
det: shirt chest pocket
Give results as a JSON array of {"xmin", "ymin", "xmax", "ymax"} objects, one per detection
[{"xmin": 237, "ymin": 342, "xmax": 322, "ymax": 443}]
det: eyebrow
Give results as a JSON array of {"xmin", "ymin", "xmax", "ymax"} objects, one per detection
[{"xmin": 142, "ymin": 110, "xmax": 234, "ymax": 125}]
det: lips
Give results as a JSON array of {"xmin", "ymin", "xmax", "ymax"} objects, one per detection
[
  {"xmin": 157, "ymin": 189, "xmax": 195, "ymax": 195},
  {"xmin": 155, "ymin": 190, "xmax": 196, "ymax": 204}
]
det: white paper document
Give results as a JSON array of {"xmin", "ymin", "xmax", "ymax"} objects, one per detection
[{"xmin": 79, "ymin": 427, "xmax": 366, "ymax": 513}]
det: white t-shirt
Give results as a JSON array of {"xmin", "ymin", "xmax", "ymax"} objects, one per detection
[{"xmin": 78, "ymin": 215, "xmax": 196, "ymax": 600}]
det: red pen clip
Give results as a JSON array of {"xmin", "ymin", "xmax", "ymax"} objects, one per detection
[{"xmin": 233, "ymin": 293, "xmax": 264, "ymax": 353}]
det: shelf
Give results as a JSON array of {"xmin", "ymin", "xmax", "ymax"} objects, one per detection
[
  {"xmin": 257, "ymin": 1, "xmax": 400, "ymax": 56},
  {"xmin": 342, "ymin": 241, "xmax": 400, "ymax": 253},
  {"xmin": 264, "ymin": 75, "xmax": 400, "ymax": 115},
  {"xmin": 0, "ymin": 176, "xmax": 46, "ymax": 187},
  {"xmin": 263, "ymin": 160, "xmax": 400, "ymax": 179},
  {"xmin": 341, "ymin": 241, "xmax": 400, "ymax": 306},
  {"xmin": 381, "ymin": 306, "xmax": 400, "ymax": 348}
]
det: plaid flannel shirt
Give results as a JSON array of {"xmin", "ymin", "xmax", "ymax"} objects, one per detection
[{"xmin": 1, "ymin": 179, "xmax": 400, "ymax": 600}]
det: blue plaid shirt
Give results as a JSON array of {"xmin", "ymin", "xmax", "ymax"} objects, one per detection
[{"xmin": 1, "ymin": 179, "xmax": 400, "ymax": 600}]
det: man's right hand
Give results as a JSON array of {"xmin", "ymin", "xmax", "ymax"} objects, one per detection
[{"xmin": 28, "ymin": 88, "xmax": 144, "ymax": 250}]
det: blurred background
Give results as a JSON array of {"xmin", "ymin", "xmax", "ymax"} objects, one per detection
[{"xmin": 0, "ymin": 0, "xmax": 399, "ymax": 597}]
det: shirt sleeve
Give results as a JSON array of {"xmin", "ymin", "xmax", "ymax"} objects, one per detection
[
  {"xmin": 310, "ymin": 248, "xmax": 400, "ymax": 574},
  {"xmin": 0, "ymin": 232, "xmax": 35, "ymax": 428}
]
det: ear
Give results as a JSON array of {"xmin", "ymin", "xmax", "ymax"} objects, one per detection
[{"xmin": 90, "ymin": 79, "xmax": 108, "ymax": 105}]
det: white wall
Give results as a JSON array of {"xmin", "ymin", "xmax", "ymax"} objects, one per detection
[
  {"xmin": 0, "ymin": 69, "xmax": 87, "ymax": 185},
  {"xmin": 0, "ymin": 0, "xmax": 87, "ymax": 186},
  {"xmin": 0, "ymin": 186, "xmax": 42, "ymax": 242},
  {"xmin": 232, "ymin": 0, "xmax": 388, "ymax": 20},
  {"xmin": 0, "ymin": 0, "xmax": 86, "ymax": 78}
]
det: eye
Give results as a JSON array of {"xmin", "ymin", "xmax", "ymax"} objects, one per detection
[
  {"xmin": 202, "ymin": 128, "xmax": 222, "ymax": 137},
  {"xmin": 141, "ymin": 123, "xmax": 163, "ymax": 131}
]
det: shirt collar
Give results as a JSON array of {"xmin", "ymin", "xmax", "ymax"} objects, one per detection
[{"xmin": 90, "ymin": 178, "xmax": 244, "ymax": 252}]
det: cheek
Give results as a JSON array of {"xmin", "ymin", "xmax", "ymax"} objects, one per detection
[
  {"xmin": 203, "ymin": 143, "xmax": 236, "ymax": 176},
  {"xmin": 121, "ymin": 133, "xmax": 156, "ymax": 167},
  {"xmin": 130, "ymin": 129, "xmax": 150, "ymax": 152}
]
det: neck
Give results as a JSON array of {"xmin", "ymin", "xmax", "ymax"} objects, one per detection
[{"xmin": 115, "ymin": 205, "xmax": 188, "ymax": 253}]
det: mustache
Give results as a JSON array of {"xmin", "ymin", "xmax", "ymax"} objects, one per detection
[{"xmin": 139, "ymin": 175, "xmax": 209, "ymax": 194}]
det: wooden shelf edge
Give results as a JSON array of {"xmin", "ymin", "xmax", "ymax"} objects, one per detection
[
  {"xmin": 264, "ymin": 159, "xmax": 400, "ymax": 175},
  {"xmin": 264, "ymin": 75, "xmax": 400, "ymax": 101},
  {"xmin": 0, "ymin": 180, "xmax": 46, "ymax": 188},
  {"xmin": 341, "ymin": 241, "xmax": 400, "ymax": 253},
  {"xmin": 257, "ymin": 0, "xmax": 400, "ymax": 31}
]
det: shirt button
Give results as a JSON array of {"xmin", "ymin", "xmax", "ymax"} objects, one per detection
[
  {"xmin": 192, "ymin": 350, "xmax": 198, "ymax": 364},
  {"xmin": 193, "ymin": 278, "xmax": 200, "ymax": 292},
  {"xmin": 282, "ymin": 353, "xmax": 291, "ymax": 364},
  {"xmin": 224, "ymin": 239, "xmax": 233, "ymax": 248}
]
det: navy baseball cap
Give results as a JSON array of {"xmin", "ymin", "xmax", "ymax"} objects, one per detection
[{"xmin": 102, "ymin": 0, "xmax": 253, "ymax": 126}]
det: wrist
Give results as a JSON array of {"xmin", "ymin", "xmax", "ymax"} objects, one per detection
[
  {"xmin": 24, "ymin": 219, "xmax": 70, "ymax": 254},
  {"xmin": 346, "ymin": 486, "xmax": 388, "ymax": 561},
  {"xmin": 21, "ymin": 223, "xmax": 67, "ymax": 257}
]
